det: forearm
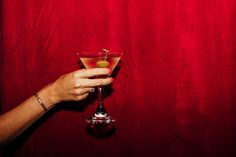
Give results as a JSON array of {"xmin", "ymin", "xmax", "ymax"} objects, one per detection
[
  {"xmin": 0, "ymin": 68, "xmax": 113, "ymax": 145},
  {"xmin": 0, "ymin": 84, "xmax": 56, "ymax": 145}
]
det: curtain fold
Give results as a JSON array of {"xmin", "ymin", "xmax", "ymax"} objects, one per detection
[{"xmin": 1, "ymin": 0, "xmax": 236, "ymax": 157}]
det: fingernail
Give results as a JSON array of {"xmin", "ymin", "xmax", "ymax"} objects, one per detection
[{"xmin": 106, "ymin": 68, "xmax": 112, "ymax": 73}]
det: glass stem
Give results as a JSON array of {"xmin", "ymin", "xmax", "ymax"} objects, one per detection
[{"xmin": 95, "ymin": 86, "xmax": 107, "ymax": 117}]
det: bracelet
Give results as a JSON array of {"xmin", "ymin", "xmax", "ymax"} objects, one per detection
[{"xmin": 34, "ymin": 93, "xmax": 48, "ymax": 113}]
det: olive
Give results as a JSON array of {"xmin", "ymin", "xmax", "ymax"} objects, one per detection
[{"xmin": 96, "ymin": 60, "xmax": 109, "ymax": 68}]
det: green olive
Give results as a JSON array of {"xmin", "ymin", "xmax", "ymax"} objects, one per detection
[{"xmin": 96, "ymin": 60, "xmax": 109, "ymax": 68}]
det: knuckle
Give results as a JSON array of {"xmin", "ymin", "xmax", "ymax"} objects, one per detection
[
  {"xmin": 74, "ymin": 69, "xmax": 85, "ymax": 78},
  {"xmin": 94, "ymin": 69, "xmax": 100, "ymax": 76},
  {"xmin": 71, "ymin": 72, "xmax": 77, "ymax": 78},
  {"xmin": 75, "ymin": 82, "xmax": 81, "ymax": 88},
  {"xmin": 74, "ymin": 89, "xmax": 82, "ymax": 95},
  {"xmin": 75, "ymin": 80, "xmax": 83, "ymax": 88},
  {"xmin": 95, "ymin": 68, "xmax": 100, "ymax": 75},
  {"xmin": 87, "ymin": 71, "xmax": 92, "ymax": 77}
]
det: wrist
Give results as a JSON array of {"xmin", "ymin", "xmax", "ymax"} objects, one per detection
[{"xmin": 37, "ymin": 83, "xmax": 59, "ymax": 109}]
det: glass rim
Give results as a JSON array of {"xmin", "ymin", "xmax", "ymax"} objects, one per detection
[{"xmin": 76, "ymin": 51, "xmax": 123, "ymax": 57}]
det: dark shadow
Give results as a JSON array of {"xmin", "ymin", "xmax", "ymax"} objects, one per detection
[
  {"xmin": 86, "ymin": 124, "xmax": 116, "ymax": 138},
  {"xmin": 77, "ymin": 60, "xmax": 84, "ymax": 68},
  {"xmin": 1, "ymin": 105, "xmax": 60, "ymax": 156},
  {"xmin": 183, "ymin": 98, "xmax": 208, "ymax": 157},
  {"xmin": 58, "ymin": 92, "xmax": 97, "ymax": 112},
  {"xmin": 0, "ymin": 96, "xmax": 97, "ymax": 156},
  {"xmin": 111, "ymin": 64, "xmax": 122, "ymax": 78},
  {"xmin": 169, "ymin": 96, "xmax": 209, "ymax": 157}
]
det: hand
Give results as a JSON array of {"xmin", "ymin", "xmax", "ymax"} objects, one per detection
[
  {"xmin": 0, "ymin": 68, "xmax": 113, "ymax": 145},
  {"xmin": 43, "ymin": 68, "xmax": 113, "ymax": 105}
]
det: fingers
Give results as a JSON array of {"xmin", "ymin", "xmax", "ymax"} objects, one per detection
[
  {"xmin": 73, "ymin": 68, "xmax": 111, "ymax": 78},
  {"xmin": 75, "ymin": 93, "xmax": 89, "ymax": 101},
  {"xmin": 55, "ymin": 68, "xmax": 113, "ymax": 102},
  {"xmin": 75, "ymin": 78, "xmax": 113, "ymax": 88},
  {"xmin": 73, "ymin": 88, "xmax": 95, "ymax": 95}
]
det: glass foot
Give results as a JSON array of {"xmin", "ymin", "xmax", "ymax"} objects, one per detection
[
  {"xmin": 86, "ymin": 123, "xmax": 116, "ymax": 137},
  {"xmin": 85, "ymin": 115, "xmax": 115, "ymax": 124}
]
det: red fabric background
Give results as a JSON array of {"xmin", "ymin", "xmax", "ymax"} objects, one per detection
[{"xmin": 1, "ymin": 0, "xmax": 236, "ymax": 157}]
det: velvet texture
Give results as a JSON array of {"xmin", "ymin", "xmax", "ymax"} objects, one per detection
[{"xmin": 1, "ymin": 0, "xmax": 236, "ymax": 157}]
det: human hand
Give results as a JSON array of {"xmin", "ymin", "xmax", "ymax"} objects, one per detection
[{"xmin": 41, "ymin": 68, "xmax": 112, "ymax": 106}]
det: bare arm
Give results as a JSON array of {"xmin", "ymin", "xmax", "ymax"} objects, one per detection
[{"xmin": 0, "ymin": 68, "xmax": 112, "ymax": 145}]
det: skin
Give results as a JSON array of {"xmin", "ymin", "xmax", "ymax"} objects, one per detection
[{"xmin": 0, "ymin": 68, "xmax": 113, "ymax": 145}]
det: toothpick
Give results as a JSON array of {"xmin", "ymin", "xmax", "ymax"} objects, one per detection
[{"xmin": 102, "ymin": 49, "xmax": 109, "ymax": 60}]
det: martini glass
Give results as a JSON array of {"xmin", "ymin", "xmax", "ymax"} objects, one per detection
[{"xmin": 78, "ymin": 49, "xmax": 122, "ymax": 125}]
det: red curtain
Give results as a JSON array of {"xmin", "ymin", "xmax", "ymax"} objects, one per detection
[{"xmin": 1, "ymin": 0, "xmax": 236, "ymax": 156}]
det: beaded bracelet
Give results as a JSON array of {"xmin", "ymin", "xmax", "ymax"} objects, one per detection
[{"xmin": 34, "ymin": 93, "xmax": 48, "ymax": 113}]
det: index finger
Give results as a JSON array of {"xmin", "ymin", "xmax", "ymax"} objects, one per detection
[{"xmin": 72, "ymin": 68, "xmax": 111, "ymax": 78}]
